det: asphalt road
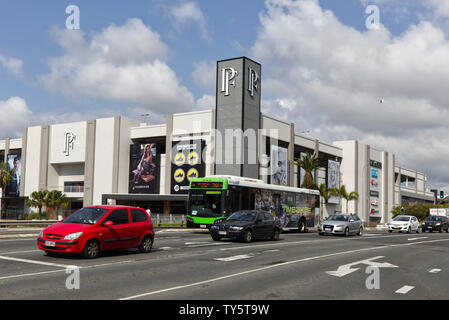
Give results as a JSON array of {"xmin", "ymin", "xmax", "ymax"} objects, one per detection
[{"xmin": 0, "ymin": 229, "xmax": 448, "ymax": 300}]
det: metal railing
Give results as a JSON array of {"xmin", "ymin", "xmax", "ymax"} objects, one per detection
[
  {"xmin": 0, "ymin": 220, "xmax": 58, "ymax": 227},
  {"xmin": 0, "ymin": 214, "xmax": 187, "ymax": 228},
  {"xmin": 151, "ymin": 214, "xmax": 186, "ymax": 227}
]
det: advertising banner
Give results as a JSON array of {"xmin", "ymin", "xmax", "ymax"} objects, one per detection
[
  {"xmin": 298, "ymin": 152, "xmax": 315, "ymax": 188},
  {"xmin": 327, "ymin": 160, "xmax": 340, "ymax": 204},
  {"xmin": 369, "ymin": 160, "xmax": 382, "ymax": 218},
  {"xmin": 129, "ymin": 143, "xmax": 159, "ymax": 194},
  {"xmin": 270, "ymin": 145, "xmax": 288, "ymax": 186},
  {"xmin": 171, "ymin": 140, "xmax": 205, "ymax": 194},
  {"xmin": 5, "ymin": 153, "xmax": 21, "ymax": 197}
]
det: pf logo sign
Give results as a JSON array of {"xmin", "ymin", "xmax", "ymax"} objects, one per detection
[
  {"xmin": 63, "ymin": 132, "xmax": 76, "ymax": 157},
  {"xmin": 248, "ymin": 67, "xmax": 259, "ymax": 98},
  {"xmin": 221, "ymin": 67, "xmax": 238, "ymax": 96}
]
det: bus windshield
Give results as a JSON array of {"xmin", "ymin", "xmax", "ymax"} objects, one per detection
[{"xmin": 189, "ymin": 192, "xmax": 223, "ymax": 218}]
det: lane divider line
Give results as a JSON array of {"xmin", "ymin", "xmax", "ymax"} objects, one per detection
[{"xmin": 119, "ymin": 237, "xmax": 449, "ymax": 300}]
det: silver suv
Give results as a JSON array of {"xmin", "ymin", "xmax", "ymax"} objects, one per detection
[{"xmin": 318, "ymin": 214, "xmax": 363, "ymax": 237}]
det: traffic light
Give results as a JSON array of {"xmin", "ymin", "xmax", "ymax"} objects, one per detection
[
  {"xmin": 440, "ymin": 191, "xmax": 445, "ymax": 199},
  {"xmin": 400, "ymin": 207, "xmax": 405, "ymax": 215}
]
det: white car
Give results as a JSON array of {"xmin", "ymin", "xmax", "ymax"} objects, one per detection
[{"xmin": 387, "ymin": 215, "xmax": 420, "ymax": 233}]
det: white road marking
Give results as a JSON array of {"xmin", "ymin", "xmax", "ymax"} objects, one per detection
[
  {"xmin": 408, "ymin": 237, "xmax": 428, "ymax": 241},
  {"xmin": 429, "ymin": 269, "xmax": 442, "ymax": 273},
  {"xmin": 0, "ymin": 255, "xmax": 73, "ymax": 268},
  {"xmin": 0, "ymin": 250, "xmax": 40, "ymax": 255},
  {"xmin": 159, "ymin": 247, "xmax": 175, "ymax": 251},
  {"xmin": 188, "ymin": 242, "xmax": 231, "ymax": 247},
  {"xmin": 326, "ymin": 256, "xmax": 398, "ymax": 277},
  {"xmin": 214, "ymin": 254, "xmax": 254, "ymax": 262},
  {"xmin": 362, "ymin": 234, "xmax": 381, "ymax": 236},
  {"xmin": 185, "ymin": 242, "xmax": 209, "ymax": 245},
  {"xmin": 395, "ymin": 285, "xmax": 414, "ymax": 294},
  {"xmin": 119, "ymin": 237, "xmax": 449, "ymax": 300},
  {"xmin": 0, "ymin": 269, "xmax": 66, "ymax": 281}
]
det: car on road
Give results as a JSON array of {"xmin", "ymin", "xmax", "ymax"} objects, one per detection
[
  {"xmin": 387, "ymin": 215, "xmax": 420, "ymax": 233},
  {"xmin": 422, "ymin": 215, "xmax": 449, "ymax": 233},
  {"xmin": 37, "ymin": 205, "xmax": 154, "ymax": 259},
  {"xmin": 209, "ymin": 210, "xmax": 281, "ymax": 243},
  {"xmin": 318, "ymin": 214, "xmax": 363, "ymax": 237}
]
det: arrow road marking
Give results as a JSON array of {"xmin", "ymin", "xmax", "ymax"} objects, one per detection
[{"xmin": 326, "ymin": 256, "xmax": 398, "ymax": 278}]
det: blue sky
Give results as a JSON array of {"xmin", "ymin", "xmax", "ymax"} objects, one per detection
[
  {"xmin": 0, "ymin": 0, "xmax": 426, "ymax": 116},
  {"xmin": 2, "ymin": 0, "xmax": 449, "ymax": 188}
]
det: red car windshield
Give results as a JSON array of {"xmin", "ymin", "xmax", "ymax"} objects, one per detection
[{"xmin": 63, "ymin": 208, "xmax": 109, "ymax": 225}]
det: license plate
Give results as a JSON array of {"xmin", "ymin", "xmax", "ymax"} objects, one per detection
[
  {"xmin": 428, "ymin": 227, "xmax": 432, "ymax": 229},
  {"xmin": 200, "ymin": 225, "xmax": 207, "ymax": 229},
  {"xmin": 45, "ymin": 241, "xmax": 56, "ymax": 247},
  {"xmin": 218, "ymin": 231, "xmax": 227, "ymax": 235},
  {"xmin": 325, "ymin": 228, "xmax": 332, "ymax": 231}
]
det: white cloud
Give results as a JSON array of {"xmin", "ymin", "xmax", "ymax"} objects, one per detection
[
  {"xmin": 168, "ymin": 2, "xmax": 211, "ymax": 41},
  {"xmin": 0, "ymin": 55, "xmax": 23, "ymax": 76},
  {"xmin": 195, "ymin": 94, "xmax": 215, "ymax": 110},
  {"xmin": 192, "ymin": 60, "xmax": 216, "ymax": 92},
  {"xmin": 0, "ymin": 97, "xmax": 32, "ymax": 138},
  {"xmin": 40, "ymin": 18, "xmax": 195, "ymax": 119},
  {"xmin": 251, "ymin": 0, "xmax": 449, "ymax": 188}
]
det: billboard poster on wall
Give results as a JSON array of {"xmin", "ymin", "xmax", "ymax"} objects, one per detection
[
  {"xmin": 327, "ymin": 160, "xmax": 340, "ymax": 204},
  {"xmin": 5, "ymin": 153, "xmax": 21, "ymax": 197},
  {"xmin": 270, "ymin": 145, "xmax": 288, "ymax": 186},
  {"xmin": 298, "ymin": 152, "xmax": 315, "ymax": 188},
  {"xmin": 369, "ymin": 160, "xmax": 382, "ymax": 218},
  {"xmin": 171, "ymin": 140, "xmax": 205, "ymax": 194},
  {"xmin": 129, "ymin": 143, "xmax": 159, "ymax": 194}
]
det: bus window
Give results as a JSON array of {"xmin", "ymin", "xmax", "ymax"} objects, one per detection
[{"xmin": 189, "ymin": 191, "xmax": 224, "ymax": 218}]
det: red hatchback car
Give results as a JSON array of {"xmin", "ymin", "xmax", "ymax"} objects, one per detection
[{"xmin": 37, "ymin": 206, "xmax": 154, "ymax": 259}]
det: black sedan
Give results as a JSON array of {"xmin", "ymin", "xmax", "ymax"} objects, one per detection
[
  {"xmin": 422, "ymin": 216, "xmax": 449, "ymax": 233},
  {"xmin": 210, "ymin": 210, "xmax": 281, "ymax": 243}
]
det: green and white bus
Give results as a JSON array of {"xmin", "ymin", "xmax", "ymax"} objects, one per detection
[{"xmin": 186, "ymin": 175, "xmax": 320, "ymax": 232}]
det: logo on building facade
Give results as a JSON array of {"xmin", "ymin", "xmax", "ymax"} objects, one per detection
[
  {"xmin": 63, "ymin": 132, "xmax": 76, "ymax": 157},
  {"xmin": 221, "ymin": 67, "xmax": 238, "ymax": 96},
  {"xmin": 248, "ymin": 67, "xmax": 259, "ymax": 98}
]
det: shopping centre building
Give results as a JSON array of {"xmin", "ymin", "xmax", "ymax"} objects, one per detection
[{"xmin": 0, "ymin": 57, "xmax": 435, "ymax": 225}]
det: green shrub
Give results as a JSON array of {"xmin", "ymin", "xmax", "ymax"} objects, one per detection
[
  {"xmin": 25, "ymin": 212, "xmax": 49, "ymax": 220},
  {"xmin": 391, "ymin": 203, "xmax": 449, "ymax": 221}
]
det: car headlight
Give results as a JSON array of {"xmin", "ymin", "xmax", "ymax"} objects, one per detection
[
  {"xmin": 436, "ymin": 223, "xmax": 441, "ymax": 226},
  {"xmin": 63, "ymin": 232, "xmax": 83, "ymax": 241},
  {"xmin": 230, "ymin": 226, "xmax": 243, "ymax": 231},
  {"xmin": 210, "ymin": 225, "xmax": 218, "ymax": 230},
  {"xmin": 422, "ymin": 222, "xmax": 425, "ymax": 225}
]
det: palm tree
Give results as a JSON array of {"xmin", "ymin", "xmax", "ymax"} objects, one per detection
[
  {"xmin": 291, "ymin": 152, "xmax": 325, "ymax": 189},
  {"xmin": 333, "ymin": 185, "xmax": 359, "ymax": 213},
  {"xmin": 26, "ymin": 190, "xmax": 49, "ymax": 220},
  {"xmin": 318, "ymin": 183, "xmax": 340, "ymax": 220},
  {"xmin": 45, "ymin": 190, "xmax": 69, "ymax": 220},
  {"xmin": 0, "ymin": 162, "xmax": 14, "ymax": 219}
]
